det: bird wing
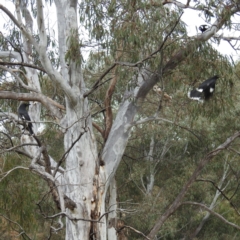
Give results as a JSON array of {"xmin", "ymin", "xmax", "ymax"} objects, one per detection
[
  {"xmin": 20, "ymin": 112, "xmax": 31, "ymax": 122},
  {"xmin": 188, "ymin": 89, "xmax": 203, "ymax": 101},
  {"xmin": 197, "ymin": 77, "xmax": 217, "ymax": 92}
]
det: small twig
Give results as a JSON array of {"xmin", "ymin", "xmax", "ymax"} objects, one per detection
[
  {"xmin": 0, "ymin": 143, "xmax": 38, "ymax": 154},
  {"xmin": 0, "ymin": 61, "xmax": 46, "ymax": 72},
  {"xmin": 0, "ymin": 166, "xmax": 29, "ymax": 182},
  {"xmin": 0, "ymin": 66, "xmax": 39, "ymax": 92},
  {"xmin": 45, "ymin": 211, "xmax": 103, "ymax": 223},
  {"xmin": 131, "ymin": 116, "xmax": 203, "ymax": 143},
  {"xmin": 196, "ymin": 178, "xmax": 240, "ymax": 215},
  {"xmin": 0, "ymin": 214, "xmax": 33, "ymax": 240},
  {"xmin": 53, "ymin": 129, "xmax": 88, "ymax": 177},
  {"xmin": 0, "ymin": 31, "xmax": 24, "ymax": 62}
]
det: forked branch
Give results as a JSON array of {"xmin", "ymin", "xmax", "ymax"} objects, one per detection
[{"xmin": 147, "ymin": 131, "xmax": 240, "ymax": 239}]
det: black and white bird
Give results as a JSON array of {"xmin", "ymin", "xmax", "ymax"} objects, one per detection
[
  {"xmin": 188, "ymin": 75, "xmax": 219, "ymax": 102},
  {"xmin": 199, "ymin": 25, "xmax": 209, "ymax": 33},
  {"xmin": 18, "ymin": 103, "xmax": 34, "ymax": 135}
]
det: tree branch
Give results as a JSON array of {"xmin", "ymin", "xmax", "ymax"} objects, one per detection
[
  {"xmin": 163, "ymin": 0, "xmax": 204, "ymax": 10},
  {"xmin": 92, "ymin": 122, "xmax": 104, "ymax": 138},
  {"xmin": 0, "ymin": 166, "xmax": 29, "ymax": 183},
  {"xmin": 119, "ymin": 225, "xmax": 150, "ymax": 239},
  {"xmin": 163, "ymin": 3, "xmax": 240, "ymax": 74},
  {"xmin": 0, "ymin": 214, "xmax": 33, "ymax": 240},
  {"xmin": 0, "ymin": 91, "xmax": 64, "ymax": 118},
  {"xmin": 83, "ymin": 14, "xmax": 182, "ymax": 100},
  {"xmin": 136, "ymin": 12, "xmax": 183, "ymax": 100},
  {"xmin": 36, "ymin": 0, "xmax": 47, "ymax": 49},
  {"xmin": 2, "ymin": 1, "xmax": 77, "ymax": 103},
  {"xmin": 147, "ymin": 131, "xmax": 240, "ymax": 239},
  {"xmin": 0, "ymin": 143, "xmax": 38, "ymax": 155},
  {"xmin": 29, "ymin": 146, "xmax": 67, "ymax": 211},
  {"xmin": 190, "ymin": 161, "xmax": 230, "ymax": 238},
  {"xmin": 0, "ymin": 4, "xmax": 29, "ymax": 36},
  {"xmin": 182, "ymin": 201, "xmax": 240, "ymax": 231},
  {"xmin": 53, "ymin": 129, "xmax": 88, "ymax": 177},
  {"xmin": 0, "ymin": 60, "xmax": 46, "ymax": 72},
  {"xmin": 196, "ymin": 178, "xmax": 240, "ymax": 215},
  {"xmin": 0, "ymin": 66, "xmax": 40, "ymax": 92}
]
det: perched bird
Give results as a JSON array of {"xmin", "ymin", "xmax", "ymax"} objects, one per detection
[
  {"xmin": 199, "ymin": 25, "xmax": 208, "ymax": 33},
  {"xmin": 18, "ymin": 103, "xmax": 34, "ymax": 135},
  {"xmin": 188, "ymin": 75, "xmax": 219, "ymax": 102}
]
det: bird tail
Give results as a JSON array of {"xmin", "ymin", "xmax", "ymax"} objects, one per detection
[{"xmin": 28, "ymin": 123, "xmax": 34, "ymax": 135}]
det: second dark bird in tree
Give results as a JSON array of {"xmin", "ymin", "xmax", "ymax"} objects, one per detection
[
  {"xmin": 18, "ymin": 103, "xmax": 34, "ymax": 135},
  {"xmin": 199, "ymin": 25, "xmax": 208, "ymax": 33},
  {"xmin": 188, "ymin": 75, "xmax": 219, "ymax": 102}
]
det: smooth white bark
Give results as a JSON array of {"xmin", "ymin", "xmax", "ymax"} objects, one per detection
[{"xmin": 107, "ymin": 178, "xmax": 118, "ymax": 240}]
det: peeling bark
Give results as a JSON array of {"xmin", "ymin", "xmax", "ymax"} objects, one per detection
[
  {"xmin": 104, "ymin": 49, "xmax": 123, "ymax": 141},
  {"xmin": 107, "ymin": 178, "xmax": 118, "ymax": 240}
]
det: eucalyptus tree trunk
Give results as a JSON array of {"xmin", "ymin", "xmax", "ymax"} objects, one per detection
[{"xmin": 54, "ymin": 1, "xmax": 99, "ymax": 239}]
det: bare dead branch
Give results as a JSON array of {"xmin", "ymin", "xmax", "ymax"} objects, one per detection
[
  {"xmin": 0, "ymin": 91, "xmax": 64, "ymax": 118},
  {"xmin": 53, "ymin": 129, "xmax": 88, "ymax": 177},
  {"xmin": 131, "ymin": 116, "xmax": 204, "ymax": 144},
  {"xmin": 44, "ymin": 211, "xmax": 103, "ymax": 223},
  {"xmin": 0, "ymin": 131, "xmax": 14, "ymax": 147},
  {"xmin": 163, "ymin": 0, "xmax": 222, "ymax": 11},
  {"xmin": 0, "ymin": 32, "xmax": 24, "ymax": 62},
  {"xmin": 27, "ymin": 141, "xmax": 76, "ymax": 211},
  {"xmin": 214, "ymin": 34, "xmax": 240, "ymax": 41},
  {"xmin": 147, "ymin": 131, "xmax": 240, "ymax": 239},
  {"xmin": 190, "ymin": 161, "xmax": 230, "ymax": 238},
  {"xmin": 0, "ymin": 4, "xmax": 28, "ymax": 34},
  {"xmin": 119, "ymin": 225, "xmax": 150, "ymax": 240},
  {"xmin": 0, "ymin": 61, "xmax": 46, "ymax": 72},
  {"xmin": 0, "ymin": 143, "xmax": 38, "ymax": 154},
  {"xmin": 182, "ymin": 201, "xmax": 240, "ymax": 231},
  {"xmin": 15, "ymin": 149, "xmax": 34, "ymax": 158},
  {"xmin": 50, "ymin": 216, "xmax": 64, "ymax": 234},
  {"xmin": 92, "ymin": 122, "xmax": 104, "ymax": 138},
  {"xmin": 0, "ymin": 214, "xmax": 33, "ymax": 240},
  {"xmin": 0, "ymin": 66, "xmax": 39, "ymax": 92},
  {"xmin": 0, "ymin": 166, "xmax": 29, "ymax": 183},
  {"xmin": 196, "ymin": 178, "xmax": 240, "ymax": 215},
  {"xmin": 84, "ymin": 64, "xmax": 117, "ymax": 97}
]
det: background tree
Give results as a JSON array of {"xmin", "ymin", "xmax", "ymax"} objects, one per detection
[{"xmin": 1, "ymin": 0, "xmax": 240, "ymax": 239}]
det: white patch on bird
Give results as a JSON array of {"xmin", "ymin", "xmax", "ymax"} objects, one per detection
[
  {"xmin": 195, "ymin": 98, "xmax": 204, "ymax": 103},
  {"xmin": 190, "ymin": 96, "xmax": 202, "ymax": 101},
  {"xmin": 187, "ymin": 92, "xmax": 203, "ymax": 102},
  {"xmin": 196, "ymin": 88, "xmax": 203, "ymax": 92},
  {"xmin": 210, "ymin": 87, "xmax": 214, "ymax": 92}
]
